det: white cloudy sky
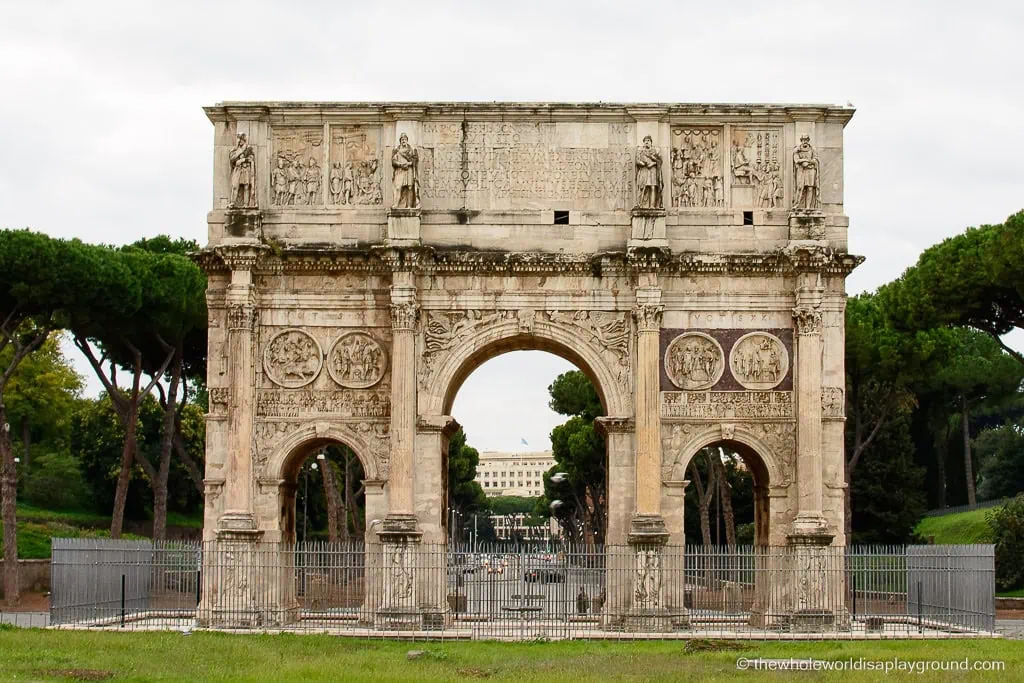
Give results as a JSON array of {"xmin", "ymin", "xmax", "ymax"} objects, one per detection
[{"xmin": 2, "ymin": 0, "xmax": 1022, "ymax": 452}]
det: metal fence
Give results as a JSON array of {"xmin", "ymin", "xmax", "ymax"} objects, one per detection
[
  {"xmin": 922, "ymin": 497, "xmax": 1010, "ymax": 518},
  {"xmin": 47, "ymin": 539, "xmax": 996, "ymax": 639}
]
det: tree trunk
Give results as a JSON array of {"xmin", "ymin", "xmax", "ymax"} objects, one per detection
[
  {"xmin": 20, "ymin": 415, "xmax": 29, "ymax": 470},
  {"xmin": 688, "ymin": 452, "xmax": 716, "ymax": 548},
  {"xmin": 320, "ymin": 457, "xmax": 341, "ymax": 544},
  {"xmin": 712, "ymin": 448, "xmax": 737, "ymax": 549},
  {"xmin": 962, "ymin": 394, "xmax": 977, "ymax": 506},
  {"xmin": 935, "ymin": 421, "xmax": 950, "ymax": 509},
  {"xmin": 152, "ymin": 350, "xmax": 183, "ymax": 541},
  {"xmin": 1, "ymin": 402, "xmax": 20, "ymax": 606},
  {"xmin": 110, "ymin": 356, "xmax": 143, "ymax": 540},
  {"xmin": 844, "ymin": 463, "xmax": 853, "ymax": 545}
]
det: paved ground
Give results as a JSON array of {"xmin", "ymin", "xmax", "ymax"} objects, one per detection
[{"xmin": 996, "ymin": 619, "xmax": 1024, "ymax": 639}]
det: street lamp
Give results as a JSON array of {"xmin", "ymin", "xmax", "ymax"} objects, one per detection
[
  {"xmin": 302, "ymin": 459, "xmax": 319, "ymax": 545},
  {"xmin": 551, "ymin": 472, "xmax": 568, "ymax": 484}
]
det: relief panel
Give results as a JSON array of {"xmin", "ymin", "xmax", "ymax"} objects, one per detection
[
  {"xmin": 270, "ymin": 127, "xmax": 326, "ymax": 207},
  {"xmin": 730, "ymin": 128, "xmax": 783, "ymax": 209},
  {"xmin": 329, "ymin": 125, "xmax": 383, "ymax": 206},
  {"xmin": 670, "ymin": 127, "xmax": 724, "ymax": 208},
  {"xmin": 728, "ymin": 332, "xmax": 789, "ymax": 391},
  {"xmin": 664, "ymin": 332, "xmax": 725, "ymax": 390}
]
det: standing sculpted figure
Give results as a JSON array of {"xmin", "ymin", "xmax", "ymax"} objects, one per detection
[
  {"xmin": 792, "ymin": 134, "xmax": 820, "ymax": 209},
  {"xmin": 391, "ymin": 133, "xmax": 419, "ymax": 209},
  {"xmin": 634, "ymin": 135, "xmax": 663, "ymax": 209},
  {"xmin": 329, "ymin": 162, "xmax": 343, "ymax": 204},
  {"xmin": 228, "ymin": 133, "xmax": 256, "ymax": 208}
]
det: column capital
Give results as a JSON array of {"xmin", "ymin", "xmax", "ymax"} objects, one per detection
[
  {"xmin": 390, "ymin": 301, "xmax": 419, "ymax": 331},
  {"xmin": 595, "ymin": 415, "xmax": 635, "ymax": 435},
  {"xmin": 227, "ymin": 303, "xmax": 257, "ymax": 331},
  {"xmin": 214, "ymin": 243, "xmax": 269, "ymax": 272},
  {"xmin": 792, "ymin": 305, "xmax": 823, "ymax": 336},
  {"xmin": 633, "ymin": 303, "xmax": 664, "ymax": 333}
]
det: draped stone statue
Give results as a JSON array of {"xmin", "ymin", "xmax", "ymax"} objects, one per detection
[
  {"xmin": 792, "ymin": 135, "xmax": 820, "ymax": 210},
  {"xmin": 228, "ymin": 133, "xmax": 256, "ymax": 208},
  {"xmin": 635, "ymin": 135, "xmax": 663, "ymax": 209},
  {"xmin": 391, "ymin": 133, "xmax": 419, "ymax": 209}
]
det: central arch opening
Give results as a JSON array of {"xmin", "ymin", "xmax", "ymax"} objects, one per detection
[{"xmin": 445, "ymin": 344, "xmax": 613, "ymax": 549}]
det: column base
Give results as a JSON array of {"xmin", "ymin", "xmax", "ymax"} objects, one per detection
[
  {"xmin": 788, "ymin": 514, "xmax": 833, "ymax": 543},
  {"xmin": 217, "ymin": 510, "xmax": 262, "ymax": 536},
  {"xmin": 788, "ymin": 208, "xmax": 826, "ymax": 241},
  {"xmin": 627, "ymin": 514, "xmax": 670, "ymax": 546},
  {"xmin": 377, "ymin": 513, "xmax": 423, "ymax": 541}
]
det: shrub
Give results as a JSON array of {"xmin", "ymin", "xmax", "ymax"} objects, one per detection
[
  {"xmin": 987, "ymin": 493, "xmax": 1024, "ymax": 592},
  {"xmin": 24, "ymin": 451, "xmax": 89, "ymax": 511}
]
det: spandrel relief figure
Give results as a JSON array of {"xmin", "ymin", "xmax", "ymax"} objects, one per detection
[
  {"xmin": 392, "ymin": 133, "xmax": 419, "ymax": 209},
  {"xmin": 635, "ymin": 135, "xmax": 663, "ymax": 209},
  {"xmin": 793, "ymin": 135, "xmax": 820, "ymax": 209},
  {"xmin": 228, "ymin": 133, "xmax": 256, "ymax": 208}
]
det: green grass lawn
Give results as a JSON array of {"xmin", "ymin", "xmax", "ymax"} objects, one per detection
[
  {"xmin": 1, "ymin": 504, "xmax": 203, "ymax": 559},
  {"xmin": 998, "ymin": 587, "xmax": 1024, "ymax": 598},
  {"xmin": 0, "ymin": 630, "xmax": 1019, "ymax": 682},
  {"xmin": 914, "ymin": 507, "xmax": 995, "ymax": 545}
]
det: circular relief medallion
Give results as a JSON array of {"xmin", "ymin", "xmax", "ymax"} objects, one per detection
[
  {"xmin": 665, "ymin": 332, "xmax": 725, "ymax": 390},
  {"xmin": 729, "ymin": 331, "xmax": 789, "ymax": 390},
  {"xmin": 327, "ymin": 332, "xmax": 388, "ymax": 389},
  {"xmin": 263, "ymin": 329, "xmax": 323, "ymax": 389}
]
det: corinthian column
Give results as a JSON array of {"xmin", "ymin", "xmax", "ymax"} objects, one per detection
[
  {"xmin": 214, "ymin": 245, "xmax": 268, "ymax": 534},
  {"xmin": 790, "ymin": 272, "xmax": 831, "ymax": 540},
  {"xmin": 382, "ymin": 273, "xmax": 420, "ymax": 538},
  {"xmin": 629, "ymin": 298, "xmax": 669, "ymax": 545}
]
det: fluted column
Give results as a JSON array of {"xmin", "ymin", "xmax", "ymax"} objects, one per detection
[
  {"xmin": 215, "ymin": 245, "xmax": 267, "ymax": 533},
  {"xmin": 629, "ymin": 297, "xmax": 669, "ymax": 545},
  {"xmin": 791, "ymin": 272, "xmax": 830, "ymax": 540},
  {"xmin": 382, "ymin": 272, "xmax": 420, "ymax": 537}
]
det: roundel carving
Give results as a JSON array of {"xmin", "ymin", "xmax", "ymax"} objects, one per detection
[
  {"xmin": 665, "ymin": 332, "xmax": 725, "ymax": 390},
  {"xmin": 263, "ymin": 329, "xmax": 323, "ymax": 388},
  {"xmin": 729, "ymin": 331, "xmax": 789, "ymax": 390},
  {"xmin": 327, "ymin": 332, "xmax": 388, "ymax": 388}
]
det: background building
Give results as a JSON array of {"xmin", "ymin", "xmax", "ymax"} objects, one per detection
[{"xmin": 475, "ymin": 450, "xmax": 555, "ymax": 498}]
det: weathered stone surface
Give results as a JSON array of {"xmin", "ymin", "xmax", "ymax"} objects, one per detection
[{"xmin": 198, "ymin": 101, "xmax": 858, "ymax": 626}]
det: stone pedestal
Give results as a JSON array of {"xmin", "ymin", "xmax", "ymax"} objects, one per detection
[
  {"xmin": 785, "ymin": 532, "xmax": 849, "ymax": 632},
  {"xmin": 627, "ymin": 208, "xmax": 667, "ymax": 249},
  {"xmin": 387, "ymin": 208, "xmax": 421, "ymax": 246},
  {"xmin": 788, "ymin": 209, "xmax": 826, "ymax": 241},
  {"xmin": 224, "ymin": 207, "xmax": 262, "ymax": 240}
]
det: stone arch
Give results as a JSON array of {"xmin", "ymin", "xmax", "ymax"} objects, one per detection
[
  {"xmin": 266, "ymin": 422, "xmax": 382, "ymax": 484},
  {"xmin": 669, "ymin": 423, "xmax": 789, "ymax": 490},
  {"xmin": 665, "ymin": 422, "xmax": 794, "ymax": 546},
  {"xmin": 422, "ymin": 318, "xmax": 631, "ymax": 419}
]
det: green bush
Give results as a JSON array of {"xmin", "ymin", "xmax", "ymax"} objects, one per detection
[
  {"xmin": 24, "ymin": 452, "xmax": 89, "ymax": 511},
  {"xmin": 987, "ymin": 493, "xmax": 1024, "ymax": 592}
]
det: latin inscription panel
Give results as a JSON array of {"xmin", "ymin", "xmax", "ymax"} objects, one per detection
[{"xmin": 418, "ymin": 121, "xmax": 635, "ymax": 211}]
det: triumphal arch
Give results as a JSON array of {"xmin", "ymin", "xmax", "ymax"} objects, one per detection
[{"xmin": 196, "ymin": 101, "xmax": 860, "ymax": 628}]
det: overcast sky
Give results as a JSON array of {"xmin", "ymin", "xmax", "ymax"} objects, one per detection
[{"xmin": 2, "ymin": 0, "xmax": 1022, "ymax": 452}]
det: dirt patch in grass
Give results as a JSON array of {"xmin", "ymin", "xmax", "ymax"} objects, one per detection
[
  {"xmin": 456, "ymin": 667, "xmax": 493, "ymax": 678},
  {"xmin": 41, "ymin": 669, "xmax": 114, "ymax": 681},
  {"xmin": 684, "ymin": 639, "xmax": 749, "ymax": 653}
]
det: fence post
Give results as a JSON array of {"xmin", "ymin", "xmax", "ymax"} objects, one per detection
[{"xmin": 120, "ymin": 574, "xmax": 126, "ymax": 628}]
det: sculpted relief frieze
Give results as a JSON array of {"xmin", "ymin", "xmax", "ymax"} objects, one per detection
[
  {"xmin": 263, "ymin": 329, "xmax": 323, "ymax": 388},
  {"xmin": 271, "ymin": 128, "xmax": 324, "ymax": 207},
  {"xmin": 664, "ymin": 332, "xmax": 724, "ymax": 390},
  {"xmin": 822, "ymin": 386, "xmax": 845, "ymax": 418},
  {"xmin": 547, "ymin": 310, "xmax": 632, "ymax": 394},
  {"xmin": 730, "ymin": 128, "xmax": 783, "ymax": 209},
  {"xmin": 661, "ymin": 390, "xmax": 793, "ymax": 420},
  {"xmin": 329, "ymin": 126, "xmax": 382, "ymax": 206},
  {"xmin": 257, "ymin": 388, "xmax": 391, "ymax": 418},
  {"xmin": 327, "ymin": 332, "xmax": 387, "ymax": 389},
  {"xmin": 670, "ymin": 127, "xmax": 724, "ymax": 208},
  {"xmin": 729, "ymin": 332, "xmax": 788, "ymax": 391}
]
